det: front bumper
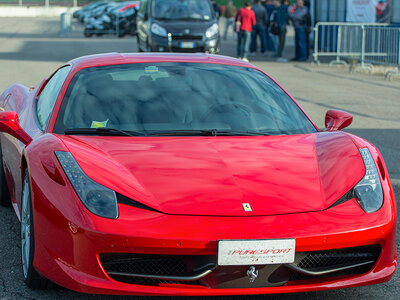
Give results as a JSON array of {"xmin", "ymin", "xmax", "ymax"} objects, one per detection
[
  {"xmin": 31, "ymin": 186, "xmax": 397, "ymax": 296},
  {"xmin": 149, "ymin": 34, "xmax": 220, "ymax": 53}
]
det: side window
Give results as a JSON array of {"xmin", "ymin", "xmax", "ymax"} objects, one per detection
[{"xmin": 37, "ymin": 66, "xmax": 71, "ymax": 129}]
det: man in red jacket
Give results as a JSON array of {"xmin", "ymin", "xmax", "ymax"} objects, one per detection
[{"xmin": 235, "ymin": 2, "xmax": 256, "ymax": 62}]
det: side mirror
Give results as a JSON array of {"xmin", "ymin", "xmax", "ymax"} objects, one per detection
[
  {"xmin": 325, "ymin": 109, "xmax": 353, "ymax": 131},
  {"xmin": 0, "ymin": 111, "xmax": 32, "ymax": 144}
]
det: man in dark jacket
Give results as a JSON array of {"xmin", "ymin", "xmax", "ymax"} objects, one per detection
[
  {"xmin": 250, "ymin": 0, "xmax": 268, "ymax": 55},
  {"xmin": 223, "ymin": 0, "xmax": 237, "ymax": 40},
  {"xmin": 289, "ymin": 0, "xmax": 309, "ymax": 61},
  {"xmin": 270, "ymin": 0, "xmax": 288, "ymax": 61},
  {"xmin": 264, "ymin": 0, "xmax": 276, "ymax": 52},
  {"xmin": 211, "ymin": 0, "xmax": 221, "ymax": 19}
]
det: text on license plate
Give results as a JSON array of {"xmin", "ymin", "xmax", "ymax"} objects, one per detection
[{"xmin": 217, "ymin": 239, "xmax": 295, "ymax": 266}]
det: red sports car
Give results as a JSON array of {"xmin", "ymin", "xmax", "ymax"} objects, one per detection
[{"xmin": 0, "ymin": 53, "xmax": 396, "ymax": 296}]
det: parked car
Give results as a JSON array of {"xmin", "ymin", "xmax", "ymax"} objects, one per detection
[
  {"xmin": 136, "ymin": 0, "xmax": 220, "ymax": 53},
  {"xmin": 77, "ymin": 1, "xmax": 139, "ymax": 37},
  {"xmin": 0, "ymin": 53, "xmax": 396, "ymax": 295}
]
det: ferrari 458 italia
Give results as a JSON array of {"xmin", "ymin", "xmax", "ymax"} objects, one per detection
[{"xmin": 0, "ymin": 53, "xmax": 396, "ymax": 296}]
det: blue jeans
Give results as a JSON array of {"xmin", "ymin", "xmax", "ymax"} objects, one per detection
[
  {"xmin": 265, "ymin": 30, "xmax": 276, "ymax": 52},
  {"xmin": 237, "ymin": 30, "xmax": 251, "ymax": 59},
  {"xmin": 295, "ymin": 27, "xmax": 307, "ymax": 61},
  {"xmin": 250, "ymin": 24, "xmax": 266, "ymax": 53}
]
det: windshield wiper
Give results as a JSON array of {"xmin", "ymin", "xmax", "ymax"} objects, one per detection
[
  {"xmin": 148, "ymin": 129, "xmax": 217, "ymax": 136},
  {"xmin": 213, "ymin": 130, "xmax": 270, "ymax": 136},
  {"xmin": 147, "ymin": 130, "xmax": 269, "ymax": 136},
  {"xmin": 64, "ymin": 128, "xmax": 146, "ymax": 137}
]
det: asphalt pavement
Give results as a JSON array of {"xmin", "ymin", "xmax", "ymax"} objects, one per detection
[{"xmin": 0, "ymin": 17, "xmax": 399, "ymax": 300}]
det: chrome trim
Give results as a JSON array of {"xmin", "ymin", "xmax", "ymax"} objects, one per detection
[
  {"xmin": 286, "ymin": 260, "xmax": 375, "ymax": 276},
  {"xmin": 107, "ymin": 268, "xmax": 215, "ymax": 281}
]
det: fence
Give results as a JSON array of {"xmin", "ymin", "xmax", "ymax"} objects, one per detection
[{"xmin": 313, "ymin": 22, "xmax": 400, "ymax": 80}]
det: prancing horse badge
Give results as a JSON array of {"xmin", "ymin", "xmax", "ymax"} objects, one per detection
[{"xmin": 242, "ymin": 203, "xmax": 252, "ymax": 212}]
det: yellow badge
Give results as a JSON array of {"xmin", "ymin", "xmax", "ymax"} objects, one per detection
[{"xmin": 91, "ymin": 120, "xmax": 109, "ymax": 128}]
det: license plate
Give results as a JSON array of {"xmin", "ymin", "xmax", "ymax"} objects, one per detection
[
  {"xmin": 179, "ymin": 42, "xmax": 195, "ymax": 49},
  {"xmin": 217, "ymin": 239, "xmax": 295, "ymax": 266}
]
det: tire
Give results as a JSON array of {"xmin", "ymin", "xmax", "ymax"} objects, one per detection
[
  {"xmin": 137, "ymin": 36, "xmax": 143, "ymax": 52},
  {"xmin": 117, "ymin": 28, "xmax": 126, "ymax": 38},
  {"xmin": 0, "ymin": 145, "xmax": 11, "ymax": 207},
  {"xmin": 21, "ymin": 171, "xmax": 49, "ymax": 289},
  {"xmin": 84, "ymin": 28, "xmax": 94, "ymax": 38}
]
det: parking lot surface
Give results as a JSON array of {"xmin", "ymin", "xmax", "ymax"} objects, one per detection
[{"xmin": 0, "ymin": 17, "xmax": 399, "ymax": 300}]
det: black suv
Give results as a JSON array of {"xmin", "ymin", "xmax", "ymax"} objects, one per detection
[{"xmin": 136, "ymin": 0, "xmax": 220, "ymax": 53}]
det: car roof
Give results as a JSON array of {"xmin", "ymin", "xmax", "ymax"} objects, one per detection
[{"xmin": 67, "ymin": 53, "xmax": 255, "ymax": 72}]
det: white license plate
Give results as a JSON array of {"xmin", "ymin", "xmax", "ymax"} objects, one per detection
[
  {"xmin": 179, "ymin": 42, "xmax": 195, "ymax": 48},
  {"xmin": 217, "ymin": 239, "xmax": 295, "ymax": 266}
]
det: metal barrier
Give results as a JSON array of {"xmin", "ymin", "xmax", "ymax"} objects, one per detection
[
  {"xmin": 312, "ymin": 22, "xmax": 400, "ymax": 79},
  {"xmin": 59, "ymin": 12, "xmax": 73, "ymax": 36}
]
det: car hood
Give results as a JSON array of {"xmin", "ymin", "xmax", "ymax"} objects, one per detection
[
  {"xmin": 152, "ymin": 19, "xmax": 215, "ymax": 35},
  {"xmin": 58, "ymin": 132, "xmax": 365, "ymax": 216}
]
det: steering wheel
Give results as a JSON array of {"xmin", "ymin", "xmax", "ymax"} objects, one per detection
[{"xmin": 200, "ymin": 103, "xmax": 251, "ymax": 122}]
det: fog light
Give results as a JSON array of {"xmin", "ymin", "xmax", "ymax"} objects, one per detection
[{"xmin": 207, "ymin": 40, "xmax": 217, "ymax": 47}]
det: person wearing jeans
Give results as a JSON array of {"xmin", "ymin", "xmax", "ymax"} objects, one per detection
[
  {"xmin": 270, "ymin": 0, "xmax": 288, "ymax": 61},
  {"xmin": 223, "ymin": 1, "xmax": 237, "ymax": 40},
  {"xmin": 289, "ymin": 0, "xmax": 308, "ymax": 61},
  {"xmin": 235, "ymin": 2, "xmax": 256, "ymax": 61},
  {"xmin": 250, "ymin": 0, "xmax": 268, "ymax": 55}
]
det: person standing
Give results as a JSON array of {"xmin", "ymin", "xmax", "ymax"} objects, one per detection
[
  {"xmin": 270, "ymin": 0, "xmax": 289, "ymax": 62},
  {"xmin": 235, "ymin": 2, "xmax": 256, "ymax": 62},
  {"xmin": 250, "ymin": 0, "xmax": 268, "ymax": 55},
  {"xmin": 211, "ymin": 0, "xmax": 221, "ymax": 19},
  {"xmin": 264, "ymin": 0, "xmax": 276, "ymax": 53},
  {"xmin": 289, "ymin": 0, "xmax": 309, "ymax": 61},
  {"xmin": 223, "ymin": 1, "xmax": 237, "ymax": 40}
]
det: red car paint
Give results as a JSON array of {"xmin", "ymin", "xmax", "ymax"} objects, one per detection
[{"xmin": 0, "ymin": 53, "xmax": 396, "ymax": 295}]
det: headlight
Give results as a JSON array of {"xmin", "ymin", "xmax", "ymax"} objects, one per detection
[
  {"xmin": 151, "ymin": 23, "xmax": 167, "ymax": 37},
  {"xmin": 354, "ymin": 148, "xmax": 384, "ymax": 213},
  {"xmin": 55, "ymin": 152, "xmax": 118, "ymax": 219},
  {"xmin": 205, "ymin": 23, "xmax": 219, "ymax": 39}
]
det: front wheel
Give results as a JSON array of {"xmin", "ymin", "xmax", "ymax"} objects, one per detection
[
  {"xmin": 0, "ymin": 145, "xmax": 11, "ymax": 207},
  {"xmin": 21, "ymin": 171, "xmax": 49, "ymax": 289},
  {"xmin": 84, "ymin": 28, "xmax": 94, "ymax": 37}
]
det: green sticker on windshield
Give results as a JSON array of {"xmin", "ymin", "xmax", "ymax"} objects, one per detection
[
  {"xmin": 91, "ymin": 120, "xmax": 109, "ymax": 128},
  {"xmin": 145, "ymin": 66, "xmax": 159, "ymax": 73}
]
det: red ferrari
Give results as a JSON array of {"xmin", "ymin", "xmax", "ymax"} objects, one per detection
[{"xmin": 0, "ymin": 53, "xmax": 396, "ymax": 296}]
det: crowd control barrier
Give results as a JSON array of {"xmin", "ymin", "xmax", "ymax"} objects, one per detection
[{"xmin": 313, "ymin": 22, "xmax": 400, "ymax": 80}]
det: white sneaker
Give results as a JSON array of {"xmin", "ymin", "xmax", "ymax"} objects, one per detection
[
  {"xmin": 242, "ymin": 57, "xmax": 249, "ymax": 62},
  {"xmin": 277, "ymin": 57, "xmax": 288, "ymax": 62}
]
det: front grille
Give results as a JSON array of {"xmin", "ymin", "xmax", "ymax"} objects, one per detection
[
  {"xmin": 289, "ymin": 245, "xmax": 381, "ymax": 281},
  {"xmin": 172, "ymin": 35, "xmax": 203, "ymax": 41},
  {"xmin": 170, "ymin": 47, "xmax": 205, "ymax": 53},
  {"xmin": 100, "ymin": 245, "xmax": 381, "ymax": 288},
  {"xmin": 101, "ymin": 254, "xmax": 189, "ymax": 276},
  {"xmin": 100, "ymin": 253, "xmax": 215, "ymax": 286}
]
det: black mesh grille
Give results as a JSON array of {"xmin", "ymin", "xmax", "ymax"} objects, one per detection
[
  {"xmin": 290, "ymin": 245, "xmax": 381, "ymax": 281},
  {"xmin": 101, "ymin": 254, "xmax": 188, "ymax": 276},
  {"xmin": 170, "ymin": 47, "xmax": 205, "ymax": 53},
  {"xmin": 100, "ymin": 253, "xmax": 215, "ymax": 286},
  {"xmin": 172, "ymin": 35, "xmax": 203, "ymax": 40}
]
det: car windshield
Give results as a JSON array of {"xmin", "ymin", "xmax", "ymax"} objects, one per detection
[
  {"xmin": 152, "ymin": 0, "xmax": 213, "ymax": 20},
  {"xmin": 54, "ymin": 62, "xmax": 317, "ymax": 136}
]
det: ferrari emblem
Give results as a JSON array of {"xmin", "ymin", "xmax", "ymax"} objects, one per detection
[
  {"xmin": 242, "ymin": 203, "xmax": 252, "ymax": 212},
  {"xmin": 247, "ymin": 266, "xmax": 258, "ymax": 283}
]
